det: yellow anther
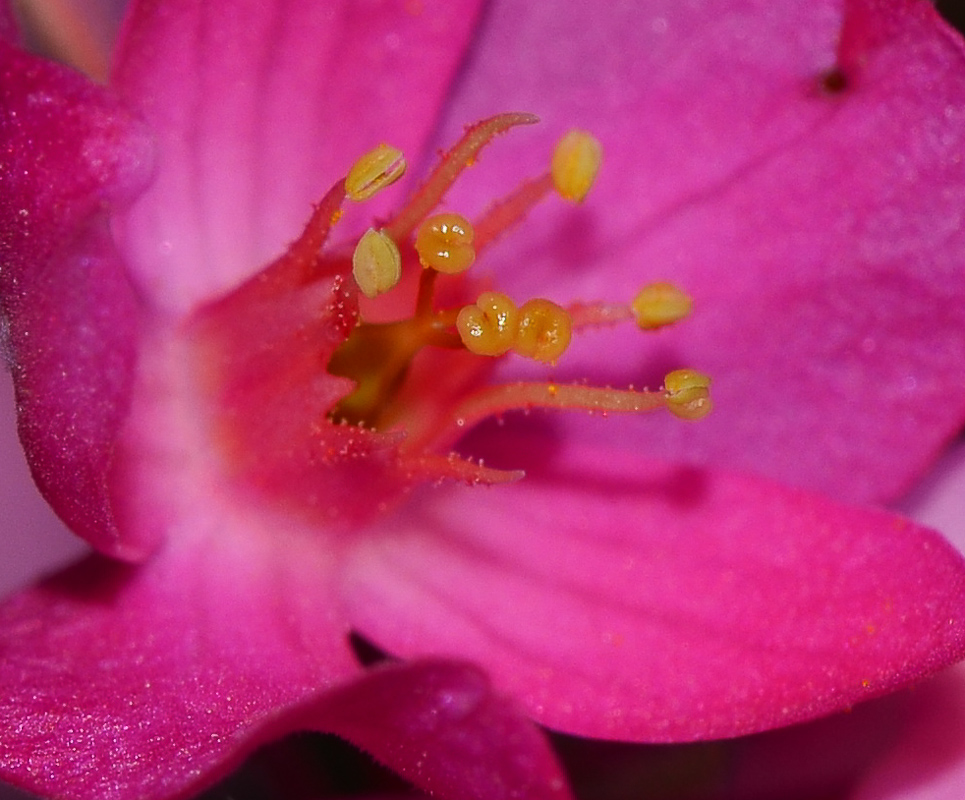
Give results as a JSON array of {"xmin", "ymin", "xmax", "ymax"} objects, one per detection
[
  {"xmin": 346, "ymin": 144, "xmax": 407, "ymax": 201},
  {"xmin": 551, "ymin": 130, "xmax": 603, "ymax": 203},
  {"xmin": 514, "ymin": 299, "xmax": 573, "ymax": 364},
  {"xmin": 632, "ymin": 282, "xmax": 693, "ymax": 330},
  {"xmin": 415, "ymin": 213, "xmax": 476, "ymax": 274},
  {"xmin": 456, "ymin": 292, "xmax": 519, "ymax": 357},
  {"xmin": 352, "ymin": 228, "xmax": 401, "ymax": 298},
  {"xmin": 664, "ymin": 369, "xmax": 712, "ymax": 421}
]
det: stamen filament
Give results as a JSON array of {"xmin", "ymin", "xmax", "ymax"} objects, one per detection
[
  {"xmin": 452, "ymin": 381, "xmax": 669, "ymax": 432},
  {"xmin": 384, "ymin": 112, "xmax": 540, "ymax": 242},
  {"xmin": 566, "ymin": 301, "xmax": 635, "ymax": 330},
  {"xmin": 421, "ymin": 327, "xmax": 463, "ymax": 349},
  {"xmin": 281, "ymin": 180, "xmax": 348, "ymax": 281},
  {"xmin": 415, "ymin": 268, "xmax": 439, "ymax": 318},
  {"xmin": 473, "ymin": 173, "xmax": 554, "ymax": 252},
  {"xmin": 414, "ymin": 454, "xmax": 525, "ymax": 485}
]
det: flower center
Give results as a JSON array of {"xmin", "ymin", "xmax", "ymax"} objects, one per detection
[
  {"xmin": 188, "ymin": 114, "xmax": 710, "ymax": 523},
  {"xmin": 329, "ymin": 115, "xmax": 709, "ymax": 439}
]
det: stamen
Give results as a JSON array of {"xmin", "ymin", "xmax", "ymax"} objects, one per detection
[
  {"xmin": 473, "ymin": 173, "xmax": 554, "ymax": 253},
  {"xmin": 551, "ymin": 130, "xmax": 603, "ymax": 203},
  {"xmin": 514, "ymin": 299, "xmax": 572, "ymax": 364},
  {"xmin": 632, "ymin": 282, "xmax": 693, "ymax": 330},
  {"xmin": 456, "ymin": 292, "xmax": 519, "ymax": 357},
  {"xmin": 664, "ymin": 369, "xmax": 713, "ymax": 420},
  {"xmin": 384, "ymin": 112, "xmax": 540, "ymax": 241},
  {"xmin": 414, "ymin": 454, "xmax": 525, "ymax": 485},
  {"xmin": 345, "ymin": 144, "xmax": 407, "ymax": 201},
  {"xmin": 566, "ymin": 301, "xmax": 635, "ymax": 330},
  {"xmin": 202, "ymin": 110, "xmax": 715, "ymax": 521},
  {"xmin": 415, "ymin": 213, "xmax": 476, "ymax": 274},
  {"xmin": 472, "ymin": 131, "xmax": 603, "ymax": 252},
  {"xmin": 452, "ymin": 381, "xmax": 671, "ymax": 433},
  {"xmin": 352, "ymin": 229, "xmax": 401, "ymax": 298}
]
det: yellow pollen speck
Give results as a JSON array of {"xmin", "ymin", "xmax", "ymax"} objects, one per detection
[
  {"xmin": 664, "ymin": 369, "xmax": 712, "ymax": 420},
  {"xmin": 514, "ymin": 299, "xmax": 572, "ymax": 364},
  {"xmin": 345, "ymin": 143, "xmax": 407, "ymax": 201},
  {"xmin": 415, "ymin": 213, "xmax": 476, "ymax": 274},
  {"xmin": 632, "ymin": 282, "xmax": 693, "ymax": 330},
  {"xmin": 456, "ymin": 291, "xmax": 519, "ymax": 357},
  {"xmin": 352, "ymin": 228, "xmax": 401, "ymax": 298},
  {"xmin": 551, "ymin": 129, "xmax": 603, "ymax": 203}
]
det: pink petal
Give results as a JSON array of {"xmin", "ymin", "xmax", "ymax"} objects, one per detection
[
  {"xmin": 341, "ymin": 434, "xmax": 965, "ymax": 742},
  {"xmin": 0, "ymin": 41, "xmax": 154, "ymax": 555},
  {"xmin": 0, "ymin": 532, "xmax": 358, "ymax": 800},
  {"xmin": 433, "ymin": 0, "xmax": 965, "ymax": 505},
  {"xmin": 310, "ymin": 659, "xmax": 573, "ymax": 800},
  {"xmin": 437, "ymin": 0, "xmax": 841, "ymax": 225},
  {"xmin": 112, "ymin": 0, "xmax": 484, "ymax": 314}
]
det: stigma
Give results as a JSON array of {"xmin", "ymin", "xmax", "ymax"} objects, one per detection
[{"xmin": 190, "ymin": 113, "xmax": 711, "ymax": 504}]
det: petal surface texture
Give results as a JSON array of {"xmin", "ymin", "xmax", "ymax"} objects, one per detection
[
  {"xmin": 0, "ymin": 540, "xmax": 569, "ymax": 800},
  {"xmin": 0, "ymin": 40, "xmax": 153, "ymax": 556},
  {"xmin": 0, "ymin": 535, "xmax": 356, "ymax": 800},
  {"xmin": 343, "ymin": 438, "xmax": 965, "ymax": 740}
]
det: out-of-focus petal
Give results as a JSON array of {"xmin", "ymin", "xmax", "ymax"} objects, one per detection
[
  {"xmin": 0, "ymin": 531, "xmax": 358, "ymax": 800},
  {"xmin": 310, "ymin": 659, "xmax": 573, "ymax": 800},
  {"xmin": 112, "ymin": 0, "xmax": 485, "ymax": 314},
  {"xmin": 0, "ymin": 3, "xmax": 17, "ymax": 42},
  {"xmin": 342, "ymin": 434, "xmax": 965, "ymax": 742},
  {"xmin": 434, "ymin": 0, "xmax": 965, "ymax": 505},
  {"xmin": 0, "ymin": 41, "xmax": 154, "ymax": 555},
  {"xmin": 845, "ymin": 440, "xmax": 965, "ymax": 800},
  {"xmin": 900, "ymin": 438, "xmax": 965, "ymax": 550},
  {"xmin": 850, "ymin": 663, "xmax": 965, "ymax": 800},
  {"xmin": 437, "ymin": 0, "xmax": 841, "ymax": 226},
  {"xmin": 9, "ymin": 0, "xmax": 126, "ymax": 81}
]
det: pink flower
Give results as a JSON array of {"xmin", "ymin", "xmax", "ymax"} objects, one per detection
[{"xmin": 3, "ymin": 1, "xmax": 965, "ymax": 799}]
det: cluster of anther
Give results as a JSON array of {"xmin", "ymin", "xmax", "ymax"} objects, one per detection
[{"xmin": 329, "ymin": 113, "xmax": 711, "ymax": 437}]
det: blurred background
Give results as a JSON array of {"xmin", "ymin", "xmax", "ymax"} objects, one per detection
[{"xmin": 938, "ymin": 0, "xmax": 965, "ymax": 32}]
